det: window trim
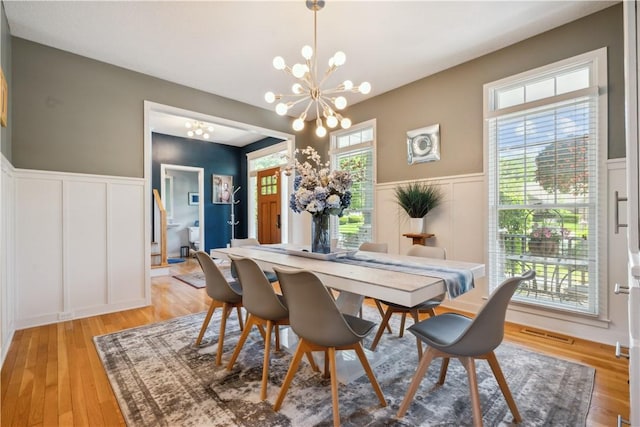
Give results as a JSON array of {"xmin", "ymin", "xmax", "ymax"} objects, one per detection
[
  {"xmin": 329, "ymin": 119, "xmax": 377, "ymax": 248},
  {"xmin": 483, "ymin": 47, "xmax": 608, "ymax": 319}
]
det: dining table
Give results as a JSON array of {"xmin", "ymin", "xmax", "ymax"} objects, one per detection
[{"xmin": 210, "ymin": 244, "xmax": 485, "ymax": 315}]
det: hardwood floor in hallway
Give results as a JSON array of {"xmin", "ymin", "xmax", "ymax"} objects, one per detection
[{"xmin": 0, "ymin": 258, "xmax": 630, "ymax": 426}]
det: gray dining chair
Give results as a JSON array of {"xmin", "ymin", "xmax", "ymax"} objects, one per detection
[
  {"xmin": 273, "ymin": 267, "xmax": 387, "ymax": 427},
  {"xmin": 226, "ymin": 255, "xmax": 318, "ymax": 400},
  {"xmin": 396, "ymin": 270, "xmax": 535, "ymax": 427},
  {"xmin": 358, "ymin": 242, "xmax": 391, "ymax": 333},
  {"xmin": 370, "ymin": 244, "xmax": 447, "ymax": 358},
  {"xmin": 230, "ymin": 238, "xmax": 278, "ymax": 283},
  {"xmin": 194, "ymin": 251, "xmax": 244, "ymax": 366}
]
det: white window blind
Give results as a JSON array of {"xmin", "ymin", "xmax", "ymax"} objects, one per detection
[
  {"xmin": 330, "ymin": 121, "xmax": 376, "ymax": 249},
  {"xmin": 486, "ymin": 49, "xmax": 606, "ymax": 315}
]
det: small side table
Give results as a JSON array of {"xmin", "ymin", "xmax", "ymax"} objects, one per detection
[{"xmin": 402, "ymin": 233, "xmax": 435, "ymax": 246}]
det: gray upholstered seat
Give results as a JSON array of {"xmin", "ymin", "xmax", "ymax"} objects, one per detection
[
  {"xmin": 273, "ymin": 267, "xmax": 386, "ymax": 427},
  {"xmin": 370, "ymin": 244, "xmax": 447, "ymax": 358},
  {"xmin": 230, "ymin": 238, "xmax": 278, "ymax": 282},
  {"xmin": 194, "ymin": 251, "xmax": 244, "ymax": 366},
  {"xmin": 225, "ymin": 255, "xmax": 318, "ymax": 400},
  {"xmin": 397, "ymin": 270, "xmax": 536, "ymax": 427}
]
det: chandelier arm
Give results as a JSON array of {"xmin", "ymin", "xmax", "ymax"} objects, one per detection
[
  {"xmin": 318, "ymin": 66, "xmax": 338, "ymax": 87},
  {"xmin": 288, "ymin": 96, "xmax": 312, "ymax": 108},
  {"xmin": 318, "ymin": 97, "xmax": 336, "ymax": 116},
  {"xmin": 321, "ymin": 87, "xmax": 350, "ymax": 95},
  {"xmin": 299, "ymin": 99, "xmax": 314, "ymax": 119}
]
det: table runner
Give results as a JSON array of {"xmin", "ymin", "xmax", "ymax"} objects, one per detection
[{"xmin": 242, "ymin": 245, "xmax": 474, "ymax": 299}]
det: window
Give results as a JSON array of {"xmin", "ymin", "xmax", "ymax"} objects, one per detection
[
  {"xmin": 330, "ymin": 120, "xmax": 376, "ymax": 250},
  {"xmin": 485, "ymin": 48, "xmax": 606, "ymax": 315}
]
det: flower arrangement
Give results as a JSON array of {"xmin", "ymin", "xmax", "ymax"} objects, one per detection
[
  {"xmin": 529, "ymin": 226, "xmax": 561, "ymax": 242},
  {"xmin": 528, "ymin": 225, "xmax": 570, "ymax": 257},
  {"xmin": 287, "ymin": 146, "xmax": 354, "ymax": 217}
]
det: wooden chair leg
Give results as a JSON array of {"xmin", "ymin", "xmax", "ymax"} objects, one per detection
[
  {"xmin": 328, "ymin": 347, "xmax": 341, "ymax": 427},
  {"xmin": 399, "ymin": 311, "xmax": 407, "ymax": 337},
  {"xmin": 236, "ymin": 306, "xmax": 245, "ymax": 331},
  {"xmin": 323, "ymin": 350, "xmax": 330, "ymax": 378},
  {"xmin": 195, "ymin": 300, "xmax": 217, "ymax": 346},
  {"xmin": 275, "ymin": 324, "xmax": 280, "ymax": 351},
  {"xmin": 273, "ymin": 340, "xmax": 307, "ymax": 411},
  {"xmin": 260, "ymin": 320, "xmax": 273, "ymax": 401},
  {"xmin": 353, "ymin": 343, "xmax": 386, "ymax": 406},
  {"xmin": 438, "ymin": 357, "xmax": 450, "ymax": 385},
  {"xmin": 374, "ymin": 300, "xmax": 392, "ymax": 333},
  {"xmin": 486, "ymin": 351, "xmax": 521, "ymax": 423},
  {"xmin": 409, "ymin": 309, "xmax": 422, "ymax": 360},
  {"xmin": 305, "ymin": 352, "xmax": 319, "ymax": 372},
  {"xmin": 216, "ymin": 303, "xmax": 230, "ymax": 366},
  {"xmin": 397, "ymin": 346, "xmax": 437, "ymax": 418},
  {"xmin": 226, "ymin": 315, "xmax": 255, "ymax": 370},
  {"xmin": 370, "ymin": 307, "xmax": 394, "ymax": 351},
  {"xmin": 461, "ymin": 357, "xmax": 483, "ymax": 427}
]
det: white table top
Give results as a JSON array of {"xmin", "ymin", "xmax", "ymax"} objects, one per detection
[{"xmin": 210, "ymin": 245, "xmax": 484, "ymax": 307}]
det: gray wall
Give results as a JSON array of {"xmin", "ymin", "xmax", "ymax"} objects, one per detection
[
  {"xmin": 9, "ymin": 4, "xmax": 625, "ymax": 183},
  {"xmin": 11, "ymin": 38, "xmax": 296, "ymax": 177},
  {"xmin": 342, "ymin": 4, "xmax": 624, "ymax": 184}
]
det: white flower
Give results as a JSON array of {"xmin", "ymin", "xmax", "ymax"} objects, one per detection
[{"xmin": 287, "ymin": 146, "xmax": 354, "ymax": 217}]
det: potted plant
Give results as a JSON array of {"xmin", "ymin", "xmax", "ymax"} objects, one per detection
[{"xmin": 394, "ymin": 182, "xmax": 443, "ymax": 233}]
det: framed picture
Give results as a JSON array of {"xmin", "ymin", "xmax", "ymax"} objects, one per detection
[
  {"xmin": 188, "ymin": 192, "xmax": 199, "ymax": 205},
  {"xmin": 407, "ymin": 124, "xmax": 440, "ymax": 164},
  {"xmin": 212, "ymin": 174, "xmax": 233, "ymax": 204},
  {"xmin": 0, "ymin": 68, "xmax": 7, "ymax": 127}
]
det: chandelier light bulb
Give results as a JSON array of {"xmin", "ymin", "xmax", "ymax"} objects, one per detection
[
  {"xmin": 359, "ymin": 82, "xmax": 371, "ymax": 94},
  {"xmin": 340, "ymin": 117, "xmax": 352, "ymax": 129},
  {"xmin": 301, "ymin": 45, "xmax": 313, "ymax": 60},
  {"xmin": 207, "ymin": 126, "xmax": 214, "ymax": 132},
  {"xmin": 326, "ymin": 115, "xmax": 338, "ymax": 128},
  {"xmin": 333, "ymin": 51, "xmax": 346, "ymax": 66},
  {"xmin": 292, "ymin": 118, "xmax": 305, "ymax": 131},
  {"xmin": 185, "ymin": 122, "xmax": 192, "ymax": 129},
  {"xmin": 203, "ymin": 133, "xmax": 210, "ymax": 139},
  {"xmin": 265, "ymin": 91, "xmax": 276, "ymax": 103},
  {"xmin": 292, "ymin": 83, "xmax": 304, "ymax": 94},
  {"xmin": 292, "ymin": 63, "xmax": 307, "ymax": 79},
  {"xmin": 334, "ymin": 96, "xmax": 347, "ymax": 110},
  {"xmin": 187, "ymin": 130, "xmax": 194, "ymax": 137},
  {"xmin": 195, "ymin": 128, "xmax": 203, "ymax": 136},
  {"xmin": 275, "ymin": 102, "xmax": 288, "ymax": 116},
  {"xmin": 343, "ymin": 80, "xmax": 353, "ymax": 91},
  {"xmin": 273, "ymin": 56, "xmax": 286, "ymax": 70},
  {"xmin": 316, "ymin": 125, "xmax": 327, "ymax": 137}
]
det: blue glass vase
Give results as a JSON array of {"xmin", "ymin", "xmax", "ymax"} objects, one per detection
[{"xmin": 311, "ymin": 214, "xmax": 330, "ymax": 254}]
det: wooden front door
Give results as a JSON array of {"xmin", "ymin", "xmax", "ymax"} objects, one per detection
[{"xmin": 257, "ymin": 167, "xmax": 281, "ymax": 244}]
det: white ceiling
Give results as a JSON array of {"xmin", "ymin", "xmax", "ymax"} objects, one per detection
[{"xmin": 4, "ymin": 0, "xmax": 616, "ymax": 145}]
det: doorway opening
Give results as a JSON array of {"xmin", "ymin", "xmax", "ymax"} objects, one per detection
[{"xmin": 160, "ymin": 164, "xmax": 204, "ymax": 258}]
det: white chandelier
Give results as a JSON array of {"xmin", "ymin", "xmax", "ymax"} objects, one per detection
[
  {"xmin": 264, "ymin": 0, "xmax": 370, "ymax": 138},
  {"xmin": 185, "ymin": 121, "xmax": 213, "ymax": 139}
]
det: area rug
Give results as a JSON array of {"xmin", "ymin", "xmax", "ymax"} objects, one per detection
[
  {"xmin": 173, "ymin": 263, "xmax": 233, "ymax": 289},
  {"xmin": 94, "ymin": 308, "xmax": 594, "ymax": 426}
]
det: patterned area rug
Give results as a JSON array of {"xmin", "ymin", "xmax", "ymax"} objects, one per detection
[
  {"xmin": 173, "ymin": 263, "xmax": 233, "ymax": 289},
  {"xmin": 93, "ymin": 308, "xmax": 594, "ymax": 426}
]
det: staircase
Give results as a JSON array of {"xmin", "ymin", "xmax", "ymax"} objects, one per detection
[{"xmin": 151, "ymin": 189, "xmax": 170, "ymax": 275}]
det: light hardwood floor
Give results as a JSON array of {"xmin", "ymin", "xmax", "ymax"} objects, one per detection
[{"xmin": 1, "ymin": 258, "xmax": 630, "ymax": 426}]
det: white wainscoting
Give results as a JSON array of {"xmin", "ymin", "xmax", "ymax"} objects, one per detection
[
  {"xmin": 375, "ymin": 173, "xmax": 488, "ymax": 300},
  {"xmin": 1, "ymin": 155, "xmax": 16, "ymax": 365},
  {"xmin": 374, "ymin": 162, "xmax": 629, "ymax": 346},
  {"xmin": 13, "ymin": 169, "xmax": 147, "ymax": 329}
]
